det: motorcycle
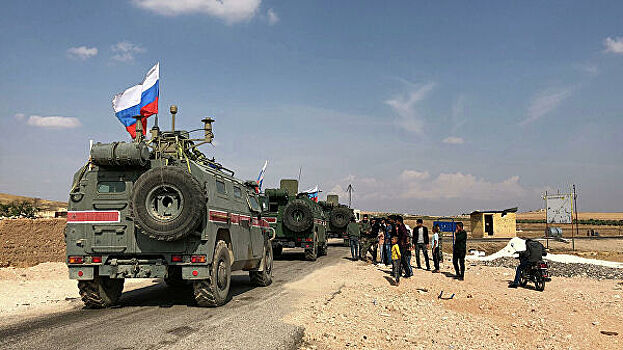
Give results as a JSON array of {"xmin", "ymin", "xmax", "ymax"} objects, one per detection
[{"xmin": 518, "ymin": 260, "xmax": 551, "ymax": 291}]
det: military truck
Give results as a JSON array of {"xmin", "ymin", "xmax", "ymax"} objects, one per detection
[
  {"xmin": 64, "ymin": 106, "xmax": 274, "ymax": 308},
  {"xmin": 264, "ymin": 179, "xmax": 327, "ymax": 261},
  {"xmin": 318, "ymin": 194, "xmax": 353, "ymax": 246}
]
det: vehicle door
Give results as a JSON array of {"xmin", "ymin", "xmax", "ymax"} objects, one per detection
[{"xmin": 246, "ymin": 191, "xmax": 265, "ymax": 259}]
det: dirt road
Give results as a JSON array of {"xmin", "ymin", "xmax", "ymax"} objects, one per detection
[{"xmin": 0, "ymin": 246, "xmax": 347, "ymax": 350}]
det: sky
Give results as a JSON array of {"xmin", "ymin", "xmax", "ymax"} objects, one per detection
[{"xmin": 0, "ymin": 0, "xmax": 622, "ymax": 215}]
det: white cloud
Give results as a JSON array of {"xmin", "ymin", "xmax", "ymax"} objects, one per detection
[
  {"xmin": 442, "ymin": 136, "xmax": 464, "ymax": 144},
  {"xmin": 385, "ymin": 82, "xmax": 435, "ymax": 134},
  {"xmin": 13, "ymin": 113, "xmax": 26, "ymax": 121},
  {"xmin": 111, "ymin": 41, "xmax": 146, "ymax": 62},
  {"xmin": 604, "ymin": 36, "xmax": 623, "ymax": 54},
  {"xmin": 520, "ymin": 87, "xmax": 573, "ymax": 126},
  {"xmin": 400, "ymin": 170, "xmax": 430, "ymax": 181},
  {"xmin": 335, "ymin": 170, "xmax": 526, "ymax": 204},
  {"xmin": 267, "ymin": 8, "xmax": 279, "ymax": 25},
  {"xmin": 132, "ymin": 0, "xmax": 261, "ymax": 24},
  {"xmin": 66, "ymin": 46, "xmax": 98, "ymax": 60},
  {"xmin": 26, "ymin": 115, "xmax": 81, "ymax": 129}
]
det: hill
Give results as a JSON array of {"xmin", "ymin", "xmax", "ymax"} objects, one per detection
[{"xmin": 0, "ymin": 193, "xmax": 67, "ymax": 212}]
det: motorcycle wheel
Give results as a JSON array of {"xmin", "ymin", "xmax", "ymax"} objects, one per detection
[
  {"xmin": 519, "ymin": 273, "xmax": 528, "ymax": 287},
  {"xmin": 535, "ymin": 278, "xmax": 545, "ymax": 292}
]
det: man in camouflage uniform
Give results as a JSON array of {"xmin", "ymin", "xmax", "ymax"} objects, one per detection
[{"xmin": 358, "ymin": 214, "xmax": 374, "ymax": 261}]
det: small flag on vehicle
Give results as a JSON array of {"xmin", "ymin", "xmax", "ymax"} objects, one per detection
[
  {"xmin": 303, "ymin": 186, "xmax": 320, "ymax": 202},
  {"xmin": 256, "ymin": 160, "xmax": 268, "ymax": 192}
]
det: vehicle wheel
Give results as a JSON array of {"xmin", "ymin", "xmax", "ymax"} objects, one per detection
[
  {"xmin": 329, "ymin": 207, "xmax": 351, "ymax": 229},
  {"xmin": 273, "ymin": 245, "xmax": 283, "ymax": 258},
  {"xmin": 78, "ymin": 276, "xmax": 124, "ymax": 309},
  {"xmin": 318, "ymin": 241, "xmax": 328, "ymax": 256},
  {"xmin": 132, "ymin": 167, "xmax": 206, "ymax": 241},
  {"xmin": 250, "ymin": 240, "xmax": 273, "ymax": 287},
  {"xmin": 283, "ymin": 199, "xmax": 314, "ymax": 233},
  {"xmin": 164, "ymin": 266, "xmax": 188, "ymax": 287},
  {"xmin": 305, "ymin": 234, "xmax": 318, "ymax": 261},
  {"xmin": 194, "ymin": 241, "xmax": 231, "ymax": 307}
]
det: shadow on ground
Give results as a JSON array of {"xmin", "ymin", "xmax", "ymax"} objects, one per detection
[{"xmin": 116, "ymin": 274, "xmax": 258, "ymax": 308}]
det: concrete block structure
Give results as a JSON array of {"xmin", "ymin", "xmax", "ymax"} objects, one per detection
[{"xmin": 470, "ymin": 208, "xmax": 518, "ymax": 238}]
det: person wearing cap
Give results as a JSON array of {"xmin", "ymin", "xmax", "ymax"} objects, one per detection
[{"xmin": 413, "ymin": 219, "xmax": 431, "ymax": 270}]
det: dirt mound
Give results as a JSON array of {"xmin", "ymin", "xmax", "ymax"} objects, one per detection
[{"xmin": 0, "ymin": 218, "xmax": 66, "ymax": 267}]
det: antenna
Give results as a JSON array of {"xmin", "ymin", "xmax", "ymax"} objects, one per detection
[
  {"xmin": 346, "ymin": 184, "xmax": 354, "ymax": 208},
  {"xmin": 297, "ymin": 166, "xmax": 302, "ymax": 183}
]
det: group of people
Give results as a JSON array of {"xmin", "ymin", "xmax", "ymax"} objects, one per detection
[{"xmin": 346, "ymin": 214, "xmax": 468, "ymax": 285}]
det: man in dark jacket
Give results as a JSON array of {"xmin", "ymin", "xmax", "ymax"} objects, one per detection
[
  {"xmin": 509, "ymin": 239, "xmax": 547, "ymax": 288},
  {"xmin": 453, "ymin": 222, "xmax": 467, "ymax": 280},
  {"xmin": 395, "ymin": 216, "xmax": 412, "ymax": 278},
  {"xmin": 413, "ymin": 219, "xmax": 430, "ymax": 270}
]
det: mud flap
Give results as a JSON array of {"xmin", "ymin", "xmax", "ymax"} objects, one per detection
[
  {"xmin": 69, "ymin": 266, "xmax": 94, "ymax": 280},
  {"xmin": 182, "ymin": 266, "xmax": 210, "ymax": 280}
]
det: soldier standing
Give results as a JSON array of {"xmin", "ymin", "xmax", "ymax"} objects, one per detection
[
  {"xmin": 347, "ymin": 217, "xmax": 360, "ymax": 261},
  {"xmin": 358, "ymin": 214, "xmax": 373, "ymax": 261}
]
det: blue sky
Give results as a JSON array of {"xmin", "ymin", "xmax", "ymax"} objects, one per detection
[{"xmin": 0, "ymin": 0, "xmax": 621, "ymax": 215}]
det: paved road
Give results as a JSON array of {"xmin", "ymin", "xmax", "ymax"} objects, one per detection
[{"xmin": 0, "ymin": 246, "xmax": 348, "ymax": 350}]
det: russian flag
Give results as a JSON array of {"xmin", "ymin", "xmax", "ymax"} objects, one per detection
[
  {"xmin": 112, "ymin": 63, "xmax": 159, "ymax": 138},
  {"xmin": 256, "ymin": 160, "xmax": 268, "ymax": 191},
  {"xmin": 304, "ymin": 186, "xmax": 320, "ymax": 203}
]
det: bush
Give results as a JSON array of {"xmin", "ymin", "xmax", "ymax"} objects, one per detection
[{"xmin": 0, "ymin": 200, "xmax": 38, "ymax": 218}]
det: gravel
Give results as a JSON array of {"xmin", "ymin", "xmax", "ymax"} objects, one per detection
[{"xmin": 478, "ymin": 257, "xmax": 623, "ymax": 280}]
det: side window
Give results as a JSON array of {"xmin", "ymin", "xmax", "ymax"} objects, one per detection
[
  {"xmin": 216, "ymin": 180, "xmax": 226, "ymax": 195},
  {"xmin": 269, "ymin": 201, "xmax": 278, "ymax": 212},
  {"xmin": 233, "ymin": 186, "xmax": 242, "ymax": 199},
  {"xmin": 248, "ymin": 195, "xmax": 261, "ymax": 212},
  {"xmin": 97, "ymin": 181, "xmax": 126, "ymax": 193}
]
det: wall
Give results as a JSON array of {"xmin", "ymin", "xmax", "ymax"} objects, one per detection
[{"xmin": 493, "ymin": 212, "xmax": 517, "ymax": 238}]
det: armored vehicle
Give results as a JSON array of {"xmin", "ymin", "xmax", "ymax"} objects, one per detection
[
  {"xmin": 319, "ymin": 194, "xmax": 353, "ymax": 245},
  {"xmin": 264, "ymin": 179, "xmax": 327, "ymax": 261},
  {"xmin": 64, "ymin": 106, "xmax": 273, "ymax": 308}
]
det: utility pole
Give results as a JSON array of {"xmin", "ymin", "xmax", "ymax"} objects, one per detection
[
  {"xmin": 573, "ymin": 184, "xmax": 579, "ymax": 251},
  {"xmin": 346, "ymin": 184, "xmax": 354, "ymax": 208}
]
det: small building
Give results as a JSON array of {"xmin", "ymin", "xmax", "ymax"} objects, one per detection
[{"xmin": 470, "ymin": 207, "xmax": 518, "ymax": 238}]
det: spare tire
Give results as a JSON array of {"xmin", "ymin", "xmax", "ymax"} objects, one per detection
[
  {"xmin": 132, "ymin": 167, "xmax": 205, "ymax": 241},
  {"xmin": 283, "ymin": 199, "xmax": 314, "ymax": 233},
  {"xmin": 330, "ymin": 206, "xmax": 352, "ymax": 229}
]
